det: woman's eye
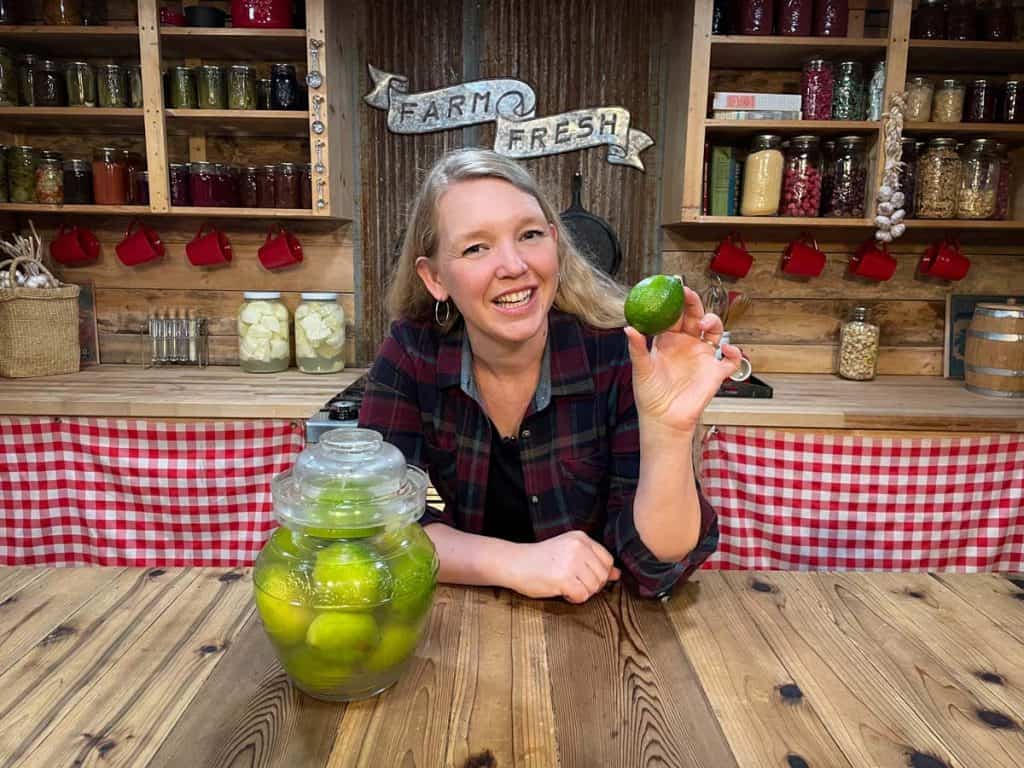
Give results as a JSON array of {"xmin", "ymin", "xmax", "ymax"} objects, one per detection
[
  {"xmin": 462, "ymin": 243, "xmax": 485, "ymax": 257},
  {"xmin": 522, "ymin": 229, "xmax": 545, "ymax": 241}
]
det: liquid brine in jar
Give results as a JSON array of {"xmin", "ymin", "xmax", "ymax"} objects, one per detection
[
  {"xmin": 238, "ymin": 291, "xmax": 290, "ymax": 373},
  {"xmin": 295, "ymin": 293, "xmax": 346, "ymax": 374},
  {"xmin": 740, "ymin": 134, "xmax": 783, "ymax": 216}
]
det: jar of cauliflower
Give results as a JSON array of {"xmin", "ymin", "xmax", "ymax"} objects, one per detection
[
  {"xmin": 238, "ymin": 291, "xmax": 291, "ymax": 373},
  {"xmin": 295, "ymin": 292, "xmax": 346, "ymax": 374}
]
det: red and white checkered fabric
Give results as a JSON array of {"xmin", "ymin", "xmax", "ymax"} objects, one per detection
[
  {"xmin": 0, "ymin": 417, "xmax": 304, "ymax": 567},
  {"xmin": 700, "ymin": 426, "xmax": 1024, "ymax": 571}
]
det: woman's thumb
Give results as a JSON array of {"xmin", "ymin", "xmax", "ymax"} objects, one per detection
[{"xmin": 624, "ymin": 326, "xmax": 653, "ymax": 380}]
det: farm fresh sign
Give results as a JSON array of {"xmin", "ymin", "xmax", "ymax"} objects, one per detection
[{"xmin": 364, "ymin": 65, "xmax": 653, "ymax": 171}]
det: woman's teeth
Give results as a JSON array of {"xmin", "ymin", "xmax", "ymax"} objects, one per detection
[{"xmin": 495, "ymin": 289, "xmax": 532, "ymax": 307}]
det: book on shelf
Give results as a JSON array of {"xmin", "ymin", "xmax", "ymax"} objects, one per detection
[
  {"xmin": 709, "ymin": 145, "xmax": 740, "ymax": 217},
  {"xmin": 701, "ymin": 141, "xmax": 710, "ymax": 215},
  {"xmin": 712, "ymin": 92, "xmax": 802, "ymax": 111},
  {"xmin": 712, "ymin": 109, "xmax": 803, "ymax": 120}
]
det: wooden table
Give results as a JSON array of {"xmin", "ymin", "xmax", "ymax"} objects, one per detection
[{"xmin": 1, "ymin": 568, "xmax": 1023, "ymax": 767}]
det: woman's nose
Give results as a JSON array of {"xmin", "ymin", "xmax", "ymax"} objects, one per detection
[{"xmin": 494, "ymin": 240, "xmax": 528, "ymax": 277}]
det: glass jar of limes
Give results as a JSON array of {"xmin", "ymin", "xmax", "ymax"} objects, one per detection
[{"xmin": 254, "ymin": 427, "xmax": 437, "ymax": 701}]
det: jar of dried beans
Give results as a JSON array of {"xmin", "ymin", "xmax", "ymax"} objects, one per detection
[
  {"xmin": 956, "ymin": 138, "xmax": 1000, "ymax": 219},
  {"xmin": 837, "ymin": 306, "xmax": 879, "ymax": 381},
  {"xmin": 916, "ymin": 138, "xmax": 962, "ymax": 219}
]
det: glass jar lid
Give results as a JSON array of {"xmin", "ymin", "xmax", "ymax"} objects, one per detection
[
  {"xmin": 836, "ymin": 135, "xmax": 866, "ymax": 147},
  {"xmin": 966, "ymin": 138, "xmax": 999, "ymax": 154},
  {"xmin": 790, "ymin": 135, "xmax": 820, "ymax": 149},
  {"xmin": 37, "ymin": 59, "xmax": 61, "ymax": 72},
  {"xmin": 38, "ymin": 150, "xmax": 63, "ymax": 161},
  {"xmin": 271, "ymin": 63, "xmax": 297, "ymax": 75},
  {"xmin": 98, "ymin": 62, "xmax": 123, "ymax": 72},
  {"xmin": 750, "ymin": 134, "xmax": 782, "ymax": 151},
  {"xmin": 278, "ymin": 162, "xmax": 299, "ymax": 171},
  {"xmin": 198, "ymin": 64, "xmax": 222, "ymax": 73},
  {"xmin": 940, "ymin": 78, "xmax": 964, "ymax": 89},
  {"xmin": 244, "ymin": 291, "xmax": 282, "ymax": 299},
  {"xmin": 301, "ymin": 292, "xmax": 340, "ymax": 301},
  {"xmin": 64, "ymin": 158, "xmax": 91, "ymax": 171},
  {"xmin": 928, "ymin": 137, "xmax": 959, "ymax": 149},
  {"xmin": 850, "ymin": 306, "xmax": 870, "ymax": 321},
  {"xmin": 907, "ymin": 76, "xmax": 932, "ymax": 87},
  {"xmin": 837, "ymin": 60, "xmax": 863, "ymax": 74}
]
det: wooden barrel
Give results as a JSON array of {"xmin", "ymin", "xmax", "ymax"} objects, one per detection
[{"xmin": 965, "ymin": 303, "xmax": 1024, "ymax": 398}]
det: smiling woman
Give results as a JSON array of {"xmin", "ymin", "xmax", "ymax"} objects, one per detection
[{"xmin": 359, "ymin": 148, "xmax": 740, "ymax": 604}]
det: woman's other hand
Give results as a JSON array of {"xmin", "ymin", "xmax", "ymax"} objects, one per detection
[{"xmin": 506, "ymin": 531, "xmax": 621, "ymax": 603}]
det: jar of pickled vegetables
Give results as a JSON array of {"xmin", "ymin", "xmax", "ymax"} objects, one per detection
[
  {"xmin": 238, "ymin": 292, "xmax": 290, "ymax": 373},
  {"xmin": 35, "ymin": 152, "xmax": 63, "ymax": 203},
  {"xmin": 800, "ymin": 58, "xmax": 833, "ymax": 121},
  {"xmin": 270, "ymin": 63, "xmax": 298, "ymax": 109},
  {"xmin": 33, "ymin": 59, "xmax": 66, "ymax": 107},
  {"xmin": 65, "ymin": 61, "xmax": 95, "ymax": 106},
  {"xmin": 63, "ymin": 158, "xmax": 92, "ymax": 203},
  {"xmin": 92, "ymin": 146, "xmax": 128, "ymax": 205},
  {"xmin": 905, "ymin": 76, "xmax": 934, "ymax": 122},
  {"xmin": 197, "ymin": 64, "xmax": 226, "ymax": 109},
  {"xmin": 229, "ymin": 64, "xmax": 257, "ymax": 109},
  {"xmin": 127, "ymin": 64, "xmax": 143, "ymax": 108},
  {"xmin": 8, "ymin": 146, "xmax": 36, "ymax": 203},
  {"xmin": 254, "ymin": 427, "xmax": 436, "ymax": 701},
  {"xmin": 832, "ymin": 60, "xmax": 865, "ymax": 120},
  {"xmin": 16, "ymin": 53, "xmax": 36, "ymax": 106},
  {"xmin": 916, "ymin": 138, "xmax": 962, "ymax": 219},
  {"xmin": 740, "ymin": 134, "xmax": 783, "ymax": 216},
  {"xmin": 0, "ymin": 46, "xmax": 16, "ymax": 106},
  {"xmin": 931, "ymin": 79, "xmax": 965, "ymax": 123},
  {"xmin": 296, "ymin": 293, "xmax": 346, "ymax": 374},
  {"xmin": 957, "ymin": 138, "xmax": 999, "ymax": 219},
  {"xmin": 97, "ymin": 63, "xmax": 127, "ymax": 108},
  {"xmin": 257, "ymin": 77, "xmax": 273, "ymax": 109},
  {"xmin": 169, "ymin": 65, "xmax": 196, "ymax": 109}
]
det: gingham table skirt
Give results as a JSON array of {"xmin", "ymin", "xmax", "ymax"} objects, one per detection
[{"xmin": 699, "ymin": 426, "xmax": 1024, "ymax": 571}]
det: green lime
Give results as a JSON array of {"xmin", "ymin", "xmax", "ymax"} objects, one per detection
[
  {"xmin": 268, "ymin": 526, "xmax": 312, "ymax": 559},
  {"xmin": 306, "ymin": 611, "xmax": 380, "ymax": 664},
  {"xmin": 374, "ymin": 524, "xmax": 437, "ymax": 623},
  {"xmin": 624, "ymin": 274, "xmax": 686, "ymax": 335},
  {"xmin": 363, "ymin": 622, "xmax": 423, "ymax": 672},
  {"xmin": 283, "ymin": 644, "xmax": 353, "ymax": 692},
  {"xmin": 308, "ymin": 481, "xmax": 384, "ymax": 539},
  {"xmin": 254, "ymin": 564, "xmax": 315, "ymax": 646},
  {"xmin": 312, "ymin": 542, "xmax": 392, "ymax": 608}
]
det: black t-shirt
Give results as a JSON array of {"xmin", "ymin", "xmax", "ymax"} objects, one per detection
[{"xmin": 482, "ymin": 423, "xmax": 534, "ymax": 543}]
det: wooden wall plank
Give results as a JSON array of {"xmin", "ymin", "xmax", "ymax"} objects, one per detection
[{"xmin": 743, "ymin": 344, "xmax": 942, "ymax": 375}]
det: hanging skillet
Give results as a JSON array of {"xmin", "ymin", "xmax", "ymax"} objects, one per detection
[{"xmin": 559, "ymin": 172, "xmax": 622, "ymax": 277}]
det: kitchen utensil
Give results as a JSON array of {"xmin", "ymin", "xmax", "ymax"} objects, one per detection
[
  {"xmin": 307, "ymin": 39, "xmax": 323, "ymax": 89},
  {"xmin": 558, "ymin": 172, "xmax": 622, "ymax": 276},
  {"xmin": 849, "ymin": 238, "xmax": 898, "ymax": 281},
  {"xmin": 311, "ymin": 94, "xmax": 325, "ymax": 134}
]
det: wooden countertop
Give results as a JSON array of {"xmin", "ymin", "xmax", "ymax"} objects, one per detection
[
  {"xmin": 1, "ymin": 567, "xmax": 1022, "ymax": 767},
  {"xmin": 0, "ymin": 365, "xmax": 367, "ymax": 419}
]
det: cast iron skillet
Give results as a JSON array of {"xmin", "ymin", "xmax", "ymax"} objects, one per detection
[{"xmin": 559, "ymin": 172, "xmax": 622, "ymax": 277}]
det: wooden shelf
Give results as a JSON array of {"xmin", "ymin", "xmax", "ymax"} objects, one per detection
[
  {"xmin": 168, "ymin": 206, "xmax": 319, "ymax": 218},
  {"xmin": 710, "ymin": 35, "xmax": 887, "ymax": 69},
  {"xmin": 0, "ymin": 204, "xmax": 326, "ymax": 220},
  {"xmin": 687, "ymin": 215, "xmax": 873, "ymax": 228},
  {"xmin": 0, "ymin": 107, "xmax": 145, "ymax": 134},
  {"xmin": 903, "ymin": 122, "xmax": 1024, "ymax": 144},
  {"xmin": 704, "ymin": 119, "xmax": 880, "ymax": 136},
  {"xmin": 0, "ymin": 25, "xmax": 139, "ymax": 58},
  {"xmin": 159, "ymin": 27, "xmax": 307, "ymax": 60},
  {"xmin": 0, "ymin": 203, "xmax": 148, "ymax": 215},
  {"xmin": 905, "ymin": 219, "xmax": 1024, "ymax": 230},
  {"xmin": 907, "ymin": 40, "xmax": 1024, "ymax": 74},
  {"xmin": 165, "ymin": 109, "xmax": 309, "ymax": 137}
]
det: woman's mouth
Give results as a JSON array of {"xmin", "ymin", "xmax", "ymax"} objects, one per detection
[{"xmin": 493, "ymin": 288, "xmax": 534, "ymax": 310}]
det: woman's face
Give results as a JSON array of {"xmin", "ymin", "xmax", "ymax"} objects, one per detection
[{"xmin": 417, "ymin": 177, "xmax": 559, "ymax": 351}]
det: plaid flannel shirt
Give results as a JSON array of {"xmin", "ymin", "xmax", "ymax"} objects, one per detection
[{"xmin": 358, "ymin": 309, "xmax": 719, "ymax": 598}]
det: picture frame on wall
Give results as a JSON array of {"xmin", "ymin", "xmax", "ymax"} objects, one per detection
[{"xmin": 944, "ymin": 294, "xmax": 1024, "ymax": 379}]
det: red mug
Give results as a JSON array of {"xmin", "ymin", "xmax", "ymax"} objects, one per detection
[
  {"xmin": 231, "ymin": 0, "xmax": 293, "ymax": 28},
  {"xmin": 186, "ymin": 223, "xmax": 233, "ymax": 266},
  {"xmin": 924, "ymin": 237, "xmax": 971, "ymax": 281},
  {"xmin": 849, "ymin": 238, "xmax": 897, "ymax": 281},
  {"xmin": 709, "ymin": 232, "xmax": 753, "ymax": 278},
  {"xmin": 159, "ymin": 6, "xmax": 186, "ymax": 25},
  {"xmin": 115, "ymin": 219, "xmax": 164, "ymax": 266},
  {"xmin": 918, "ymin": 240, "xmax": 940, "ymax": 276},
  {"xmin": 781, "ymin": 235, "xmax": 827, "ymax": 277},
  {"xmin": 258, "ymin": 225, "xmax": 303, "ymax": 270},
  {"xmin": 49, "ymin": 224, "xmax": 101, "ymax": 266}
]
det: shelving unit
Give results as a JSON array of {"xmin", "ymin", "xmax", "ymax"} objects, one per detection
[
  {"xmin": 164, "ymin": 109, "xmax": 309, "ymax": 137},
  {"xmin": 159, "ymin": 27, "xmax": 307, "ymax": 60},
  {"xmin": 907, "ymin": 40, "xmax": 1024, "ymax": 73},
  {"xmin": 0, "ymin": 25, "xmax": 139, "ymax": 57},
  {"xmin": 0, "ymin": 107, "xmax": 145, "ymax": 133},
  {"xmin": 704, "ymin": 119, "xmax": 880, "ymax": 137}
]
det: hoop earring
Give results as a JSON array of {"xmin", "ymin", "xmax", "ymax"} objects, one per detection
[{"xmin": 434, "ymin": 299, "xmax": 452, "ymax": 325}]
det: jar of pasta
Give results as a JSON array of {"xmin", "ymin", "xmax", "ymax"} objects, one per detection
[
  {"xmin": 740, "ymin": 134, "xmax": 783, "ymax": 217},
  {"xmin": 916, "ymin": 138, "xmax": 961, "ymax": 219},
  {"xmin": 837, "ymin": 306, "xmax": 879, "ymax": 381},
  {"xmin": 905, "ymin": 77, "xmax": 934, "ymax": 122},
  {"xmin": 931, "ymin": 79, "xmax": 965, "ymax": 123},
  {"xmin": 296, "ymin": 293, "xmax": 346, "ymax": 374},
  {"xmin": 238, "ymin": 292, "xmax": 290, "ymax": 373},
  {"xmin": 957, "ymin": 138, "xmax": 1000, "ymax": 220}
]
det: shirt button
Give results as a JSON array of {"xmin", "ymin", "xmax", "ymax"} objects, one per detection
[
  {"xmin": 530, "ymin": 495, "xmax": 539, "ymax": 504},
  {"xmin": 521, "ymin": 429, "xmax": 531, "ymax": 439}
]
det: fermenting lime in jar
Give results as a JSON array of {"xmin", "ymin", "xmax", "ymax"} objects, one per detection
[
  {"xmin": 238, "ymin": 291, "xmax": 290, "ymax": 373},
  {"xmin": 254, "ymin": 427, "xmax": 437, "ymax": 701},
  {"xmin": 296, "ymin": 293, "xmax": 346, "ymax": 374}
]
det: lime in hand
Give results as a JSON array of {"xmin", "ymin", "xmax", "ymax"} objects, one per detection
[{"xmin": 624, "ymin": 274, "xmax": 686, "ymax": 336}]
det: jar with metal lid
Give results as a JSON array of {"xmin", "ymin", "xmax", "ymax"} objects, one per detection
[
  {"xmin": 0, "ymin": 145, "xmax": 7, "ymax": 203},
  {"xmin": 224, "ymin": 163, "xmax": 241, "ymax": 206},
  {"xmin": 33, "ymin": 59, "xmax": 66, "ymax": 106},
  {"xmin": 257, "ymin": 77, "xmax": 273, "ymax": 109},
  {"xmin": 905, "ymin": 76, "xmax": 934, "ymax": 121},
  {"xmin": 238, "ymin": 292, "xmax": 290, "ymax": 373},
  {"xmin": 897, "ymin": 138, "xmax": 918, "ymax": 217},
  {"xmin": 993, "ymin": 142, "xmax": 1012, "ymax": 220},
  {"xmin": 240, "ymin": 165, "xmax": 259, "ymax": 207},
  {"xmin": 931, "ymin": 79, "xmax": 965, "ymax": 122},
  {"xmin": 957, "ymin": 138, "xmax": 1000, "ymax": 219},
  {"xmin": 196, "ymin": 64, "xmax": 226, "ymax": 109},
  {"xmin": 188, "ymin": 161, "xmax": 216, "ymax": 206},
  {"xmin": 97, "ymin": 63, "xmax": 127, "ymax": 108},
  {"xmin": 740, "ymin": 134, "xmax": 783, "ymax": 216},
  {"xmin": 134, "ymin": 170, "xmax": 150, "ymax": 205},
  {"xmin": 43, "ymin": 0, "xmax": 82, "ymax": 24},
  {"xmin": 123, "ymin": 151, "xmax": 144, "ymax": 204},
  {"xmin": 35, "ymin": 153, "xmax": 63, "ymax": 203},
  {"xmin": 813, "ymin": 0, "xmax": 848, "ymax": 36},
  {"xmin": 946, "ymin": 0, "xmax": 977, "ymax": 40},
  {"xmin": 738, "ymin": 0, "xmax": 774, "ymax": 34},
  {"xmin": 1004, "ymin": 81, "xmax": 1021, "ymax": 123},
  {"xmin": 8, "ymin": 146, "xmax": 36, "ymax": 203},
  {"xmin": 916, "ymin": 138, "xmax": 962, "ymax": 218},
  {"xmin": 256, "ymin": 164, "xmax": 276, "ymax": 207},
  {"xmin": 16, "ymin": 53, "xmax": 35, "ymax": 105},
  {"xmin": 780, "ymin": 136, "xmax": 821, "ymax": 217},
  {"xmin": 228, "ymin": 64, "xmax": 257, "ymax": 109},
  {"xmin": 169, "ymin": 65, "xmax": 196, "ymax": 109},
  {"xmin": 300, "ymin": 163, "xmax": 313, "ymax": 209},
  {"xmin": 254, "ymin": 427, "xmax": 436, "ymax": 701},
  {"xmin": 913, "ymin": 0, "xmax": 947, "ymax": 39},
  {"xmin": 982, "ymin": 0, "xmax": 1014, "ymax": 40},
  {"xmin": 296, "ymin": 293, "xmax": 346, "ymax": 374},
  {"xmin": 867, "ymin": 60, "xmax": 885, "ymax": 121},
  {"xmin": 800, "ymin": 58, "xmax": 833, "ymax": 120},
  {"xmin": 64, "ymin": 61, "xmax": 95, "ymax": 106},
  {"xmin": 778, "ymin": 0, "xmax": 812, "ymax": 34},
  {"xmin": 127, "ymin": 63, "xmax": 143, "ymax": 108},
  {"xmin": 169, "ymin": 162, "xmax": 190, "ymax": 206},
  {"xmin": 275, "ymin": 162, "xmax": 301, "ymax": 208},
  {"xmin": 712, "ymin": 0, "xmax": 729, "ymax": 33},
  {"xmin": 823, "ymin": 135, "xmax": 866, "ymax": 217},
  {"xmin": 966, "ymin": 79, "xmax": 996, "ymax": 123},
  {"xmin": 832, "ymin": 60, "xmax": 865, "ymax": 120},
  {"xmin": 63, "ymin": 158, "xmax": 92, "ymax": 203},
  {"xmin": 0, "ymin": 46, "xmax": 15, "ymax": 106},
  {"xmin": 837, "ymin": 306, "xmax": 879, "ymax": 381},
  {"xmin": 270, "ymin": 63, "xmax": 298, "ymax": 109}
]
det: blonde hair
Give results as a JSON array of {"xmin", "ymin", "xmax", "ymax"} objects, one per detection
[{"xmin": 386, "ymin": 148, "xmax": 627, "ymax": 331}]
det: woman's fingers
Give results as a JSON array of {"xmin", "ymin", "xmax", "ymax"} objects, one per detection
[
  {"xmin": 698, "ymin": 312, "xmax": 725, "ymax": 346},
  {"xmin": 674, "ymin": 287, "xmax": 706, "ymax": 335}
]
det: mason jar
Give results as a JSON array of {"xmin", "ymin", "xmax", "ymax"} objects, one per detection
[
  {"xmin": 837, "ymin": 306, "xmax": 880, "ymax": 381},
  {"xmin": 33, "ymin": 59, "xmax": 66, "ymax": 107},
  {"xmin": 16, "ymin": 53, "xmax": 36, "ymax": 106},
  {"xmin": 740, "ymin": 134, "xmax": 784, "ymax": 216},
  {"xmin": 97, "ymin": 63, "xmax": 127, "ymax": 108},
  {"xmin": 946, "ymin": 0, "xmax": 978, "ymax": 40},
  {"xmin": 270, "ymin": 63, "xmax": 299, "ymax": 109},
  {"xmin": 956, "ymin": 138, "xmax": 1000, "ymax": 219},
  {"xmin": 913, "ymin": 0, "xmax": 947, "ymax": 39},
  {"xmin": 916, "ymin": 138, "xmax": 962, "ymax": 219},
  {"xmin": 63, "ymin": 158, "xmax": 92, "ymax": 203},
  {"xmin": 8, "ymin": 146, "xmax": 36, "ymax": 203},
  {"xmin": 931, "ymin": 79, "xmax": 966, "ymax": 123},
  {"xmin": 228, "ymin": 64, "xmax": 257, "ymax": 109},
  {"xmin": 92, "ymin": 146, "xmax": 128, "ymax": 204},
  {"xmin": 0, "ymin": 145, "xmax": 7, "ymax": 203},
  {"xmin": 127, "ymin": 63, "xmax": 143, "ymax": 108},
  {"xmin": 0, "ymin": 46, "xmax": 17, "ymax": 106},
  {"xmin": 168, "ymin": 65, "xmax": 196, "ymax": 109},
  {"xmin": 867, "ymin": 60, "xmax": 885, "ymax": 121},
  {"xmin": 823, "ymin": 135, "xmax": 867, "ymax": 217},
  {"xmin": 897, "ymin": 137, "xmax": 918, "ymax": 218},
  {"xmin": 34, "ymin": 152, "xmax": 63, "ymax": 204},
  {"xmin": 296, "ymin": 293, "xmax": 346, "ymax": 374},
  {"xmin": 993, "ymin": 142, "xmax": 1012, "ymax": 221},
  {"xmin": 832, "ymin": 60, "xmax": 865, "ymax": 120},
  {"xmin": 905, "ymin": 76, "xmax": 934, "ymax": 122},
  {"xmin": 800, "ymin": 58, "xmax": 833, "ymax": 121},
  {"xmin": 65, "ymin": 61, "xmax": 96, "ymax": 107},
  {"xmin": 779, "ymin": 135, "xmax": 822, "ymax": 217},
  {"xmin": 196, "ymin": 64, "xmax": 226, "ymax": 109},
  {"xmin": 238, "ymin": 291, "xmax": 290, "ymax": 373},
  {"xmin": 965, "ymin": 79, "xmax": 997, "ymax": 123}
]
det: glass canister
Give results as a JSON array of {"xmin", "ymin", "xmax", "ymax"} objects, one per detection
[
  {"xmin": 982, "ymin": 0, "xmax": 1014, "ymax": 40},
  {"xmin": 134, "ymin": 170, "xmax": 149, "ymax": 205},
  {"xmin": 169, "ymin": 162, "xmax": 190, "ymax": 206},
  {"xmin": 1003, "ymin": 81, "xmax": 1021, "ymax": 123},
  {"xmin": 712, "ymin": 0, "xmax": 729, "ymax": 33},
  {"xmin": 257, "ymin": 77, "xmax": 273, "ymax": 109},
  {"xmin": 256, "ymin": 164, "xmax": 276, "ymax": 207},
  {"xmin": 931, "ymin": 79, "xmax": 965, "ymax": 122},
  {"xmin": 275, "ymin": 162, "xmax": 301, "ymax": 208},
  {"xmin": 16, "ymin": 53, "xmax": 36, "ymax": 105},
  {"xmin": 867, "ymin": 60, "xmax": 885, "ymax": 121},
  {"xmin": 238, "ymin": 291, "xmax": 290, "ymax": 373},
  {"xmin": 897, "ymin": 137, "xmax": 918, "ymax": 218},
  {"xmin": 801, "ymin": 58, "xmax": 833, "ymax": 120},
  {"xmin": 63, "ymin": 158, "xmax": 92, "ymax": 203},
  {"xmin": 196, "ymin": 64, "xmax": 226, "ymax": 109},
  {"xmin": 92, "ymin": 147, "xmax": 127, "ymax": 204},
  {"xmin": 905, "ymin": 76, "xmax": 934, "ymax": 122},
  {"xmin": 832, "ymin": 60, "xmax": 865, "ymax": 120},
  {"xmin": 946, "ymin": 0, "xmax": 977, "ymax": 40},
  {"xmin": 127, "ymin": 64, "xmax": 143, "ymax": 108},
  {"xmin": 188, "ymin": 161, "xmax": 217, "ymax": 206},
  {"xmin": 0, "ymin": 145, "xmax": 7, "ymax": 203},
  {"xmin": 270, "ymin": 63, "xmax": 299, "ymax": 109},
  {"xmin": 837, "ymin": 306, "xmax": 879, "ymax": 381},
  {"xmin": 966, "ymin": 79, "xmax": 996, "ymax": 122},
  {"xmin": 97, "ymin": 63, "xmax": 127, "ymax": 108},
  {"xmin": 738, "ymin": 0, "xmax": 774, "ymax": 34},
  {"xmin": 1016, "ymin": 0, "xmax": 1024, "ymax": 40},
  {"xmin": 296, "ymin": 293, "xmax": 346, "ymax": 374},
  {"xmin": 823, "ymin": 135, "xmax": 866, "ymax": 217},
  {"xmin": 916, "ymin": 138, "xmax": 962, "ymax": 218},
  {"xmin": 813, "ymin": 0, "xmax": 848, "ymax": 36},
  {"xmin": 228, "ymin": 64, "xmax": 257, "ymax": 109},
  {"xmin": 8, "ymin": 146, "xmax": 36, "ymax": 203},
  {"xmin": 957, "ymin": 138, "xmax": 1000, "ymax": 219},
  {"xmin": 33, "ymin": 59, "xmax": 66, "ymax": 107},
  {"xmin": 301, "ymin": 163, "xmax": 313, "ymax": 209},
  {"xmin": 123, "ymin": 150, "xmax": 144, "ymax": 204},
  {"xmin": 43, "ymin": 0, "xmax": 82, "ymax": 24},
  {"xmin": 255, "ymin": 427, "xmax": 436, "ymax": 701},
  {"xmin": 992, "ymin": 143, "xmax": 1011, "ymax": 220},
  {"xmin": 169, "ymin": 65, "xmax": 196, "ymax": 109},
  {"xmin": 240, "ymin": 165, "xmax": 259, "ymax": 207},
  {"xmin": 740, "ymin": 134, "xmax": 783, "ymax": 216},
  {"xmin": 0, "ymin": 46, "xmax": 15, "ymax": 106},
  {"xmin": 35, "ymin": 152, "xmax": 63, "ymax": 203},
  {"xmin": 913, "ymin": 0, "xmax": 947, "ymax": 38},
  {"xmin": 64, "ymin": 61, "xmax": 96, "ymax": 106},
  {"xmin": 777, "ymin": 0, "xmax": 812, "ymax": 34},
  {"xmin": 780, "ymin": 135, "xmax": 821, "ymax": 217}
]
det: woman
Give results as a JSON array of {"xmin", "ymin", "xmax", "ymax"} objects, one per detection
[{"xmin": 359, "ymin": 149, "xmax": 741, "ymax": 603}]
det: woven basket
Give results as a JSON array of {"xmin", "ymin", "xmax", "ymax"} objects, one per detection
[{"xmin": 0, "ymin": 256, "xmax": 81, "ymax": 378}]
